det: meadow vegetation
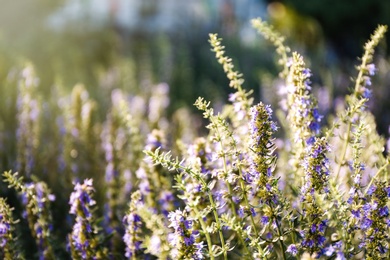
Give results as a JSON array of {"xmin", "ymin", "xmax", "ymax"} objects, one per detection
[{"xmin": 0, "ymin": 18, "xmax": 389, "ymax": 259}]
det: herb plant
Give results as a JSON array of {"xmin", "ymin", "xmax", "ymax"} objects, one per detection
[{"xmin": 1, "ymin": 18, "xmax": 389, "ymax": 259}]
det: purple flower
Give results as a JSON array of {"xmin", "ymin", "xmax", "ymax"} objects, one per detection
[
  {"xmin": 248, "ymin": 102, "xmax": 281, "ymax": 211},
  {"xmin": 351, "ymin": 209, "xmax": 360, "ymax": 218},
  {"xmin": 238, "ymin": 206, "xmax": 245, "ymax": 218},
  {"xmin": 184, "ymin": 235, "xmax": 195, "ymax": 246},
  {"xmin": 302, "ymin": 137, "xmax": 330, "ymax": 197},
  {"xmin": 309, "ymin": 122, "xmax": 320, "ymax": 134},
  {"xmin": 185, "ymin": 183, "xmax": 202, "ymax": 194},
  {"xmin": 71, "ymin": 221, "xmax": 90, "ymax": 258},
  {"xmin": 139, "ymin": 180, "xmax": 151, "ymax": 195},
  {"xmin": 68, "ymin": 179, "xmax": 103, "ymax": 259},
  {"xmin": 286, "ymin": 53, "xmax": 324, "ymax": 144},
  {"xmin": 378, "ymin": 244, "xmax": 387, "ymax": 254},
  {"xmin": 232, "ymin": 196, "xmax": 241, "ymax": 204},
  {"xmin": 123, "ymin": 191, "xmax": 143, "ymax": 259},
  {"xmin": 310, "ymin": 224, "xmax": 317, "ymax": 233},
  {"xmin": 362, "ymin": 203, "xmax": 372, "ymax": 213},
  {"xmin": 69, "ymin": 179, "xmax": 96, "ymax": 219},
  {"xmin": 302, "ymin": 239, "xmax": 314, "ymax": 248},
  {"xmin": 318, "ymin": 235, "xmax": 326, "ymax": 246},
  {"xmin": 0, "ymin": 199, "xmax": 21, "ymax": 258},
  {"xmin": 385, "ymin": 186, "xmax": 390, "ymax": 197},
  {"xmin": 19, "ymin": 181, "xmax": 55, "ymax": 259},
  {"xmin": 306, "ymin": 136, "xmax": 316, "ymax": 145},
  {"xmin": 250, "ymin": 207, "xmax": 257, "ymax": 217},
  {"xmin": 379, "ymin": 206, "xmax": 389, "ymax": 217},
  {"xmin": 325, "ymin": 245, "xmax": 335, "ymax": 256},
  {"xmin": 303, "ymin": 68, "xmax": 312, "ymax": 78},
  {"xmin": 145, "ymin": 130, "xmax": 165, "ymax": 151},
  {"xmin": 364, "ymin": 77, "xmax": 372, "ymax": 87},
  {"xmin": 159, "ymin": 190, "xmax": 174, "ymax": 215},
  {"xmin": 261, "ymin": 216, "xmax": 269, "ymax": 225},
  {"xmin": 361, "ymin": 217, "xmax": 373, "ymax": 230},
  {"xmin": 168, "ymin": 210, "xmax": 191, "ymax": 231},
  {"xmin": 286, "ymin": 244, "xmax": 298, "ymax": 256},
  {"xmin": 0, "ymin": 222, "xmax": 10, "ymax": 247},
  {"xmin": 168, "ymin": 209, "xmax": 203, "ymax": 259},
  {"xmin": 336, "ymin": 252, "xmax": 346, "ymax": 260},
  {"xmin": 366, "ymin": 64, "xmax": 376, "ymax": 76},
  {"xmin": 367, "ymin": 185, "xmax": 377, "ymax": 195}
]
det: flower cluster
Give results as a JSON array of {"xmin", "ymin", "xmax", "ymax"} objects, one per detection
[
  {"xmin": 3, "ymin": 171, "xmax": 55, "ymax": 259},
  {"xmin": 23, "ymin": 182, "xmax": 56, "ymax": 259},
  {"xmin": 247, "ymin": 103, "xmax": 281, "ymax": 215},
  {"xmin": 352, "ymin": 181, "xmax": 390, "ymax": 259},
  {"xmin": 286, "ymin": 52, "xmax": 322, "ymax": 143},
  {"xmin": 298, "ymin": 139, "xmax": 330, "ymax": 256},
  {"xmin": 324, "ymin": 241, "xmax": 346, "ymax": 260},
  {"xmin": 248, "ymin": 103, "xmax": 278, "ymax": 186},
  {"xmin": 16, "ymin": 64, "xmax": 41, "ymax": 177},
  {"xmin": 68, "ymin": 179, "xmax": 106, "ymax": 259},
  {"xmin": 345, "ymin": 157, "xmax": 390, "ymax": 258},
  {"xmin": 0, "ymin": 198, "xmax": 21, "ymax": 259},
  {"xmin": 168, "ymin": 208, "xmax": 204, "ymax": 259},
  {"xmin": 354, "ymin": 25, "xmax": 387, "ymax": 102},
  {"xmin": 209, "ymin": 32, "xmax": 254, "ymax": 139},
  {"xmin": 332, "ymin": 25, "xmax": 387, "ymax": 184},
  {"xmin": 301, "ymin": 137, "xmax": 330, "ymax": 196},
  {"xmin": 139, "ymin": 129, "xmax": 175, "ymax": 217},
  {"xmin": 123, "ymin": 191, "xmax": 143, "ymax": 259},
  {"xmin": 61, "ymin": 84, "xmax": 99, "ymax": 181},
  {"xmin": 101, "ymin": 89, "xmax": 136, "ymax": 250}
]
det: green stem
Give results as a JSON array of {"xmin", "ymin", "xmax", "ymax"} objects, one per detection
[
  {"xmin": 207, "ymin": 191, "xmax": 228, "ymax": 260},
  {"xmin": 220, "ymin": 116, "xmax": 260, "ymax": 239},
  {"xmin": 239, "ymin": 178, "xmax": 259, "ymax": 236},
  {"xmin": 213, "ymin": 121, "xmax": 252, "ymax": 257},
  {"xmin": 194, "ymin": 207, "xmax": 215, "ymax": 260},
  {"xmin": 354, "ymin": 55, "xmax": 369, "ymax": 94},
  {"xmin": 335, "ymin": 45, "xmax": 371, "ymax": 181},
  {"xmin": 237, "ymin": 173, "xmax": 264, "ymax": 257},
  {"xmin": 226, "ymin": 183, "xmax": 252, "ymax": 258},
  {"xmin": 363, "ymin": 159, "xmax": 390, "ymax": 195},
  {"xmin": 270, "ymin": 204, "xmax": 286, "ymax": 260},
  {"xmin": 290, "ymin": 220, "xmax": 296, "ymax": 245},
  {"xmin": 324, "ymin": 120, "xmax": 338, "ymax": 142},
  {"xmin": 224, "ymin": 107, "xmax": 262, "ymax": 255},
  {"xmin": 335, "ymin": 122, "xmax": 352, "ymax": 180},
  {"xmin": 180, "ymin": 166, "xmax": 227, "ymax": 260}
]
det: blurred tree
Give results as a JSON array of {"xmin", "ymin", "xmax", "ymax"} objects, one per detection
[{"xmin": 270, "ymin": 0, "xmax": 390, "ymax": 58}]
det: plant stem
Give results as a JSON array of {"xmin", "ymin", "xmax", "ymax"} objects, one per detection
[
  {"xmin": 180, "ymin": 166, "xmax": 227, "ymax": 260},
  {"xmin": 226, "ymin": 183, "xmax": 252, "ymax": 258},
  {"xmin": 335, "ymin": 122, "xmax": 352, "ymax": 180},
  {"xmin": 363, "ymin": 159, "xmax": 390, "ymax": 195},
  {"xmin": 213, "ymin": 120, "xmax": 252, "ymax": 257},
  {"xmin": 270, "ymin": 204, "xmax": 286, "ymax": 260},
  {"xmin": 194, "ymin": 207, "xmax": 215, "ymax": 260},
  {"xmin": 335, "ymin": 41, "xmax": 371, "ymax": 181},
  {"xmin": 277, "ymin": 227, "xmax": 287, "ymax": 260},
  {"xmin": 207, "ymin": 191, "xmax": 228, "ymax": 260}
]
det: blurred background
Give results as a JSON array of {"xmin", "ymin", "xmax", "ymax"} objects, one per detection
[{"xmin": 0, "ymin": 0, "xmax": 390, "ymax": 135}]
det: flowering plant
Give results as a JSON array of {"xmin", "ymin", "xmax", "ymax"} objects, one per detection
[{"xmin": 1, "ymin": 18, "xmax": 390, "ymax": 259}]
